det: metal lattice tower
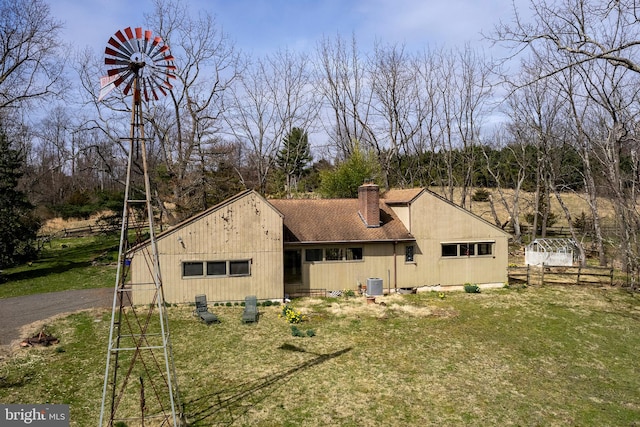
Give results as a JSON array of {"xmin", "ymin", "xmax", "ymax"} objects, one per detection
[{"xmin": 98, "ymin": 27, "xmax": 182, "ymax": 426}]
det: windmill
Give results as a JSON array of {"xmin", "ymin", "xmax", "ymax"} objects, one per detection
[{"xmin": 98, "ymin": 27, "xmax": 182, "ymax": 426}]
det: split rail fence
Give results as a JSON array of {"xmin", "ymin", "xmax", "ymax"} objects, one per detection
[{"xmin": 508, "ymin": 265, "xmax": 614, "ymax": 287}]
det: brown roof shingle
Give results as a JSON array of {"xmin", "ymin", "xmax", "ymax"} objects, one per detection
[
  {"xmin": 269, "ymin": 198, "xmax": 413, "ymax": 243},
  {"xmin": 382, "ymin": 188, "xmax": 424, "ymax": 204}
]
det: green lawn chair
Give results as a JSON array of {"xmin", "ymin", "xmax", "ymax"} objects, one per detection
[
  {"xmin": 242, "ymin": 295, "xmax": 259, "ymax": 323},
  {"xmin": 195, "ymin": 294, "xmax": 219, "ymax": 324}
]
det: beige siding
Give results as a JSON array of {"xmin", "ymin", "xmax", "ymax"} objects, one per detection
[
  {"xmin": 131, "ymin": 192, "xmax": 283, "ymax": 304},
  {"xmin": 392, "ymin": 191, "xmax": 509, "ymax": 287},
  {"xmin": 298, "ymin": 243, "xmax": 395, "ymax": 292}
]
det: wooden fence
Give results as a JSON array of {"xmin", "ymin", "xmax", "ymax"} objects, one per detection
[
  {"xmin": 512, "ymin": 224, "xmax": 619, "ymax": 239},
  {"xmin": 508, "ymin": 265, "xmax": 614, "ymax": 287},
  {"xmin": 38, "ymin": 221, "xmax": 151, "ymax": 239}
]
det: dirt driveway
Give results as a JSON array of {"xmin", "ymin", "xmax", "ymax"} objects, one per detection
[{"xmin": 0, "ymin": 288, "xmax": 113, "ymax": 346}]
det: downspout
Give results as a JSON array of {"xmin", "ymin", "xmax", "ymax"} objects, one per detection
[{"xmin": 393, "ymin": 241, "xmax": 398, "ymax": 292}]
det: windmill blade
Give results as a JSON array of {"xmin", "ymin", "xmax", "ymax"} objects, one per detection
[
  {"xmin": 116, "ymin": 28, "xmax": 135, "ymax": 55},
  {"xmin": 101, "ymin": 26, "xmax": 176, "ymax": 101},
  {"xmin": 107, "ymin": 38, "xmax": 132, "ymax": 57},
  {"xmin": 105, "ymin": 46, "xmax": 131, "ymax": 61}
]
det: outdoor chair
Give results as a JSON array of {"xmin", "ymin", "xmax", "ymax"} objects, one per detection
[
  {"xmin": 242, "ymin": 295, "xmax": 259, "ymax": 323},
  {"xmin": 194, "ymin": 294, "xmax": 220, "ymax": 324}
]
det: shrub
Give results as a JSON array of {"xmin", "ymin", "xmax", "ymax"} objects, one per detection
[
  {"xmin": 225, "ymin": 302, "xmax": 232, "ymax": 307},
  {"xmin": 471, "ymin": 188, "xmax": 490, "ymax": 202},
  {"xmin": 464, "ymin": 283, "xmax": 481, "ymax": 293},
  {"xmin": 280, "ymin": 305, "xmax": 305, "ymax": 323},
  {"xmin": 306, "ymin": 329, "xmax": 316, "ymax": 337},
  {"xmin": 291, "ymin": 325, "xmax": 305, "ymax": 337}
]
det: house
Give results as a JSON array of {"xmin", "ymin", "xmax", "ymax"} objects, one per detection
[{"xmin": 130, "ymin": 184, "xmax": 510, "ymax": 304}]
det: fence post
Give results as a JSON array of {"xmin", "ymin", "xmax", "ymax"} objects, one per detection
[
  {"xmin": 577, "ymin": 265, "xmax": 581, "ymax": 285},
  {"xmin": 610, "ymin": 267, "xmax": 614, "ymax": 287},
  {"xmin": 526, "ymin": 264, "xmax": 530, "ymax": 286},
  {"xmin": 541, "ymin": 263, "xmax": 545, "ymax": 286}
]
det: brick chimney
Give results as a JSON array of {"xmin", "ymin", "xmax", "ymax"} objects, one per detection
[{"xmin": 358, "ymin": 182, "xmax": 380, "ymax": 228}]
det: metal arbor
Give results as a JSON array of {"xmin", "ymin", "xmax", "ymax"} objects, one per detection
[{"xmin": 98, "ymin": 27, "xmax": 181, "ymax": 426}]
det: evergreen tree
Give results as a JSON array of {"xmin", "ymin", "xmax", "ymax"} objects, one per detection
[
  {"xmin": 276, "ymin": 128, "xmax": 312, "ymax": 197},
  {"xmin": 319, "ymin": 142, "xmax": 382, "ymax": 198},
  {"xmin": 0, "ymin": 128, "xmax": 39, "ymax": 270}
]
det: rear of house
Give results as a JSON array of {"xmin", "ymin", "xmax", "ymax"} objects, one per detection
[{"xmin": 129, "ymin": 184, "xmax": 510, "ymax": 305}]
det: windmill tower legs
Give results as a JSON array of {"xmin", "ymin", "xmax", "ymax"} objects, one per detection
[{"xmin": 99, "ymin": 83, "xmax": 182, "ymax": 427}]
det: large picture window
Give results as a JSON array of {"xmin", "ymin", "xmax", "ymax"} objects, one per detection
[
  {"xmin": 304, "ymin": 247, "xmax": 364, "ymax": 262},
  {"xmin": 182, "ymin": 260, "xmax": 251, "ymax": 278},
  {"xmin": 441, "ymin": 242, "xmax": 493, "ymax": 258}
]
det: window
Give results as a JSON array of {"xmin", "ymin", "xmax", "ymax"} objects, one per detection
[
  {"xmin": 229, "ymin": 260, "xmax": 250, "ymax": 276},
  {"xmin": 461, "ymin": 243, "xmax": 475, "ymax": 256},
  {"xmin": 405, "ymin": 245, "xmax": 415, "ymax": 262},
  {"xmin": 305, "ymin": 249, "xmax": 323, "ymax": 262},
  {"xmin": 207, "ymin": 261, "xmax": 226, "ymax": 276},
  {"xmin": 477, "ymin": 243, "xmax": 493, "ymax": 256},
  {"xmin": 441, "ymin": 242, "xmax": 494, "ymax": 258},
  {"xmin": 304, "ymin": 247, "xmax": 364, "ymax": 262},
  {"xmin": 442, "ymin": 244, "xmax": 458, "ymax": 257},
  {"xmin": 182, "ymin": 260, "xmax": 251, "ymax": 278},
  {"xmin": 346, "ymin": 247, "xmax": 363, "ymax": 261},
  {"xmin": 325, "ymin": 248, "xmax": 343, "ymax": 261},
  {"xmin": 183, "ymin": 262, "xmax": 203, "ymax": 277}
]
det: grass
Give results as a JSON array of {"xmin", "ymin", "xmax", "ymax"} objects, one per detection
[
  {"xmin": 1, "ymin": 285, "xmax": 639, "ymax": 426},
  {"xmin": 0, "ymin": 235, "xmax": 119, "ymax": 299}
]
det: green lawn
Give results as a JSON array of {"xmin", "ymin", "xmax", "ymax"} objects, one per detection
[
  {"xmin": 1, "ymin": 285, "xmax": 639, "ymax": 426},
  {"xmin": 0, "ymin": 235, "xmax": 119, "ymax": 298}
]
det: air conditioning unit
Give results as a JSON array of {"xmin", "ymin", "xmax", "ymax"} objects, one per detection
[{"xmin": 366, "ymin": 278, "xmax": 383, "ymax": 296}]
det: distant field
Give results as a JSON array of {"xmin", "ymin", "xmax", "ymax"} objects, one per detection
[
  {"xmin": 1, "ymin": 285, "xmax": 638, "ymax": 426},
  {"xmin": 427, "ymin": 187, "xmax": 617, "ymax": 230}
]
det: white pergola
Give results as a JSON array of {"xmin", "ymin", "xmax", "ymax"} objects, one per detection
[{"xmin": 525, "ymin": 238, "xmax": 578, "ymax": 266}]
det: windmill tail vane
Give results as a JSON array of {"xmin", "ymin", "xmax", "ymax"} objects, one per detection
[{"xmin": 99, "ymin": 26, "xmax": 176, "ymax": 102}]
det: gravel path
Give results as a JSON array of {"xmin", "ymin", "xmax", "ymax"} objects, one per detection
[{"xmin": 0, "ymin": 288, "xmax": 113, "ymax": 346}]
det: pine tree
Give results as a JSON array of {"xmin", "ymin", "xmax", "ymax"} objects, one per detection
[
  {"xmin": 0, "ymin": 128, "xmax": 39, "ymax": 270},
  {"xmin": 276, "ymin": 128, "xmax": 312, "ymax": 197}
]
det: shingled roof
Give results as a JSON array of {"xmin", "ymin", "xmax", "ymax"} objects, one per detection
[
  {"xmin": 382, "ymin": 188, "xmax": 425, "ymax": 204},
  {"xmin": 268, "ymin": 198, "xmax": 414, "ymax": 244}
]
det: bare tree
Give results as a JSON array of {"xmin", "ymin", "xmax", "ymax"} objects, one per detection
[
  {"xmin": 368, "ymin": 42, "xmax": 426, "ymax": 189},
  {"xmin": 0, "ymin": 0, "xmax": 67, "ymax": 112},
  {"xmin": 224, "ymin": 49, "xmax": 318, "ymax": 194},
  {"xmin": 482, "ymin": 126, "xmax": 529, "ymax": 243},
  {"xmin": 451, "ymin": 45, "xmax": 494, "ymax": 208},
  {"xmin": 316, "ymin": 34, "xmax": 375, "ymax": 159},
  {"xmin": 493, "ymin": 0, "xmax": 640, "ymax": 79}
]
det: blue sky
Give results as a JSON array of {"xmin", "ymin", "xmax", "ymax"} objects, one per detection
[{"xmin": 50, "ymin": 0, "xmax": 526, "ymax": 58}]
